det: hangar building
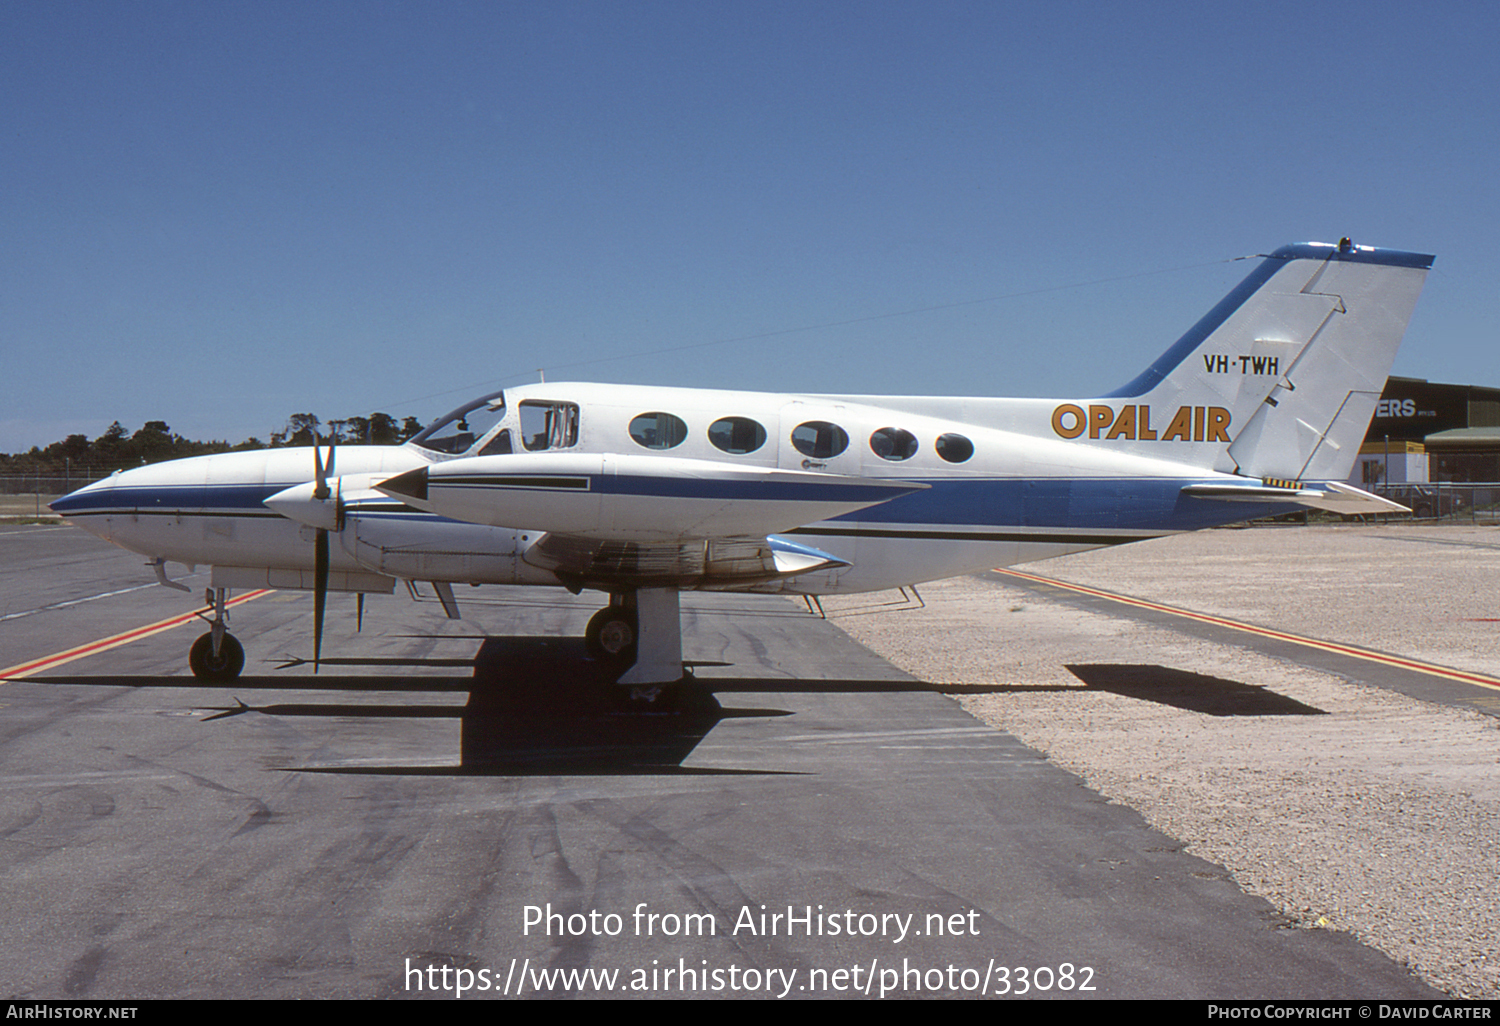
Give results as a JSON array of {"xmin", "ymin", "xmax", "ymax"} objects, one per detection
[{"xmin": 1352, "ymin": 377, "xmax": 1500, "ymax": 486}]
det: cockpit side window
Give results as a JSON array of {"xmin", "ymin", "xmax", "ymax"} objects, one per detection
[
  {"xmin": 520, "ymin": 401, "xmax": 580, "ymax": 451},
  {"xmin": 409, "ymin": 392, "xmax": 506, "ymax": 455},
  {"xmin": 478, "ymin": 429, "xmax": 513, "ymax": 456}
]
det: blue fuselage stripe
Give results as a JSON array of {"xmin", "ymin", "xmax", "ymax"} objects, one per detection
[
  {"xmin": 52, "ymin": 476, "xmax": 1280, "ymax": 534},
  {"xmin": 438, "ymin": 473, "xmax": 909, "ymax": 504},
  {"xmin": 838, "ymin": 477, "xmax": 1281, "ymax": 531}
]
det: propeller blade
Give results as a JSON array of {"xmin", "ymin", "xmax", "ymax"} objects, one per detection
[
  {"xmin": 312, "ymin": 435, "xmax": 329, "ymax": 501},
  {"xmin": 309, "ymin": 433, "xmax": 341, "ymax": 672},
  {"xmin": 313, "ymin": 527, "xmax": 329, "ymax": 673}
]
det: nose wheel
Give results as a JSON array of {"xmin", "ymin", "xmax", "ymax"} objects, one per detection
[
  {"xmin": 189, "ymin": 586, "xmax": 245, "ymax": 681},
  {"xmin": 189, "ymin": 631, "xmax": 245, "ymax": 681}
]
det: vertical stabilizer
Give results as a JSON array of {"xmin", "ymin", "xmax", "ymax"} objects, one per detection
[
  {"xmin": 1103, "ymin": 241, "xmax": 1432, "ymax": 476},
  {"xmin": 1225, "ymin": 243, "xmax": 1432, "ymax": 480}
]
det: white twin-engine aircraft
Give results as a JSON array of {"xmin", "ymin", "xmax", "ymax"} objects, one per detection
[{"xmin": 52, "ymin": 240, "xmax": 1432, "ymax": 688}]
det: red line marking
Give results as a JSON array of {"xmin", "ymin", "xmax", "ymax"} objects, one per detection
[
  {"xmin": 1, "ymin": 590, "xmax": 272, "ymax": 680},
  {"xmin": 993, "ymin": 568, "xmax": 1500, "ymax": 694}
]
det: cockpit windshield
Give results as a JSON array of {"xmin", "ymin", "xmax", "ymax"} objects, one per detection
[{"xmin": 409, "ymin": 391, "xmax": 506, "ymax": 455}]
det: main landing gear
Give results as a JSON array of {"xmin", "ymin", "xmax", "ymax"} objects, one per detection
[
  {"xmin": 585, "ymin": 595, "xmax": 637, "ymax": 662},
  {"xmin": 585, "ymin": 588, "xmax": 684, "ymax": 690},
  {"xmin": 190, "ymin": 587, "xmax": 244, "ymax": 681},
  {"xmin": 182, "ymin": 584, "xmax": 686, "ymax": 688}
]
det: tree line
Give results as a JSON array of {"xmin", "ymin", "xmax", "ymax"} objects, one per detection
[{"xmin": 0, "ymin": 412, "xmax": 426, "ymax": 476}]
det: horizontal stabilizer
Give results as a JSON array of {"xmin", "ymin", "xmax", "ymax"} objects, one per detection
[
  {"xmin": 1295, "ymin": 481, "xmax": 1411, "ymax": 515},
  {"xmin": 1181, "ymin": 480, "xmax": 1409, "ymax": 515}
]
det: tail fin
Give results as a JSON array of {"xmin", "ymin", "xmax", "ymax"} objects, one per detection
[{"xmin": 1104, "ymin": 240, "xmax": 1432, "ymax": 478}]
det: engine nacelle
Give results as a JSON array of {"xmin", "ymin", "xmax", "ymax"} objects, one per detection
[{"xmin": 340, "ymin": 500, "xmax": 557, "ymax": 586}]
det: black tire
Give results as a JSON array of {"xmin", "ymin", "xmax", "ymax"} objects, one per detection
[
  {"xmin": 585, "ymin": 607, "xmax": 637, "ymax": 662},
  {"xmin": 189, "ymin": 632, "xmax": 245, "ymax": 681}
]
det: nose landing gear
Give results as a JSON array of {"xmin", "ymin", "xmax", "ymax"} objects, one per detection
[{"xmin": 189, "ymin": 587, "xmax": 245, "ymax": 681}]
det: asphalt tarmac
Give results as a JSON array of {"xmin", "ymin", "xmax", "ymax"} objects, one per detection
[
  {"xmin": 0, "ymin": 525, "xmax": 1442, "ymax": 999},
  {"xmin": 989, "ymin": 563, "xmax": 1500, "ymax": 720}
]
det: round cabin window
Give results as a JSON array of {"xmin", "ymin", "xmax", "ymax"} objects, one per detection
[
  {"xmin": 629, "ymin": 411, "xmax": 688, "ymax": 450},
  {"xmin": 934, "ymin": 432, "xmax": 974, "ymax": 463},
  {"xmin": 708, "ymin": 416, "xmax": 767, "ymax": 455},
  {"xmin": 870, "ymin": 427, "xmax": 918, "ymax": 461},
  {"xmin": 791, "ymin": 421, "xmax": 849, "ymax": 460}
]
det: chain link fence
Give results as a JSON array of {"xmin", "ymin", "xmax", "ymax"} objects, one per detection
[
  {"xmin": 1373, "ymin": 482, "xmax": 1500, "ymax": 522},
  {"xmin": 0, "ymin": 473, "xmax": 112, "ymax": 518}
]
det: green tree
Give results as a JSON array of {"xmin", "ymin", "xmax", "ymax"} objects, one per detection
[
  {"xmin": 344, "ymin": 416, "xmax": 370, "ymax": 444},
  {"xmin": 95, "ymin": 421, "xmax": 129, "ymax": 463},
  {"xmin": 285, "ymin": 413, "xmax": 320, "ymax": 447},
  {"xmin": 132, "ymin": 421, "xmax": 174, "ymax": 462},
  {"xmin": 368, "ymin": 412, "xmax": 399, "ymax": 445}
]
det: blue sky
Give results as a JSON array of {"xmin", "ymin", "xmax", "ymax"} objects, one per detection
[{"xmin": 4, "ymin": 0, "xmax": 1496, "ymax": 452}]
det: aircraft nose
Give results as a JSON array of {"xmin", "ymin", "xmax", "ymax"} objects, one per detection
[
  {"xmin": 49, "ymin": 459, "xmax": 211, "ymax": 522},
  {"xmin": 47, "ymin": 475, "xmax": 132, "ymax": 541},
  {"xmin": 49, "ymin": 477, "xmax": 116, "ymax": 516}
]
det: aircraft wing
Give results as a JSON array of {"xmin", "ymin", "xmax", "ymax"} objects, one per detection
[
  {"xmin": 375, "ymin": 452, "xmax": 924, "ymax": 589},
  {"xmin": 378, "ymin": 452, "xmax": 925, "ymax": 539}
]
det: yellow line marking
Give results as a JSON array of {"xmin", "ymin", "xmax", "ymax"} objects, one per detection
[
  {"xmin": 1, "ymin": 590, "xmax": 273, "ymax": 680},
  {"xmin": 993, "ymin": 568, "xmax": 1500, "ymax": 694}
]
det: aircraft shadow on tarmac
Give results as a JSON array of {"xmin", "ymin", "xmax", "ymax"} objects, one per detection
[
  {"xmin": 1066, "ymin": 663, "xmax": 1326, "ymax": 716},
  {"xmin": 18, "ymin": 636, "xmax": 1015, "ymax": 776},
  {"xmin": 18, "ymin": 639, "xmax": 1317, "ymax": 772},
  {"xmin": 25, "ymin": 638, "xmax": 791, "ymax": 776}
]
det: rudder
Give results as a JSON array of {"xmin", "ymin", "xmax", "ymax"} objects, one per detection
[{"xmin": 1104, "ymin": 240, "xmax": 1432, "ymax": 477}]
